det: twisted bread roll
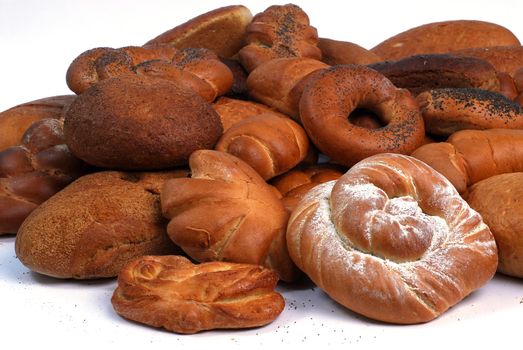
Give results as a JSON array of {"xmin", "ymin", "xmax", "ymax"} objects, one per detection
[
  {"xmin": 66, "ymin": 45, "xmax": 232, "ymax": 102},
  {"xmin": 271, "ymin": 164, "xmax": 345, "ymax": 213},
  {"xmin": 465, "ymin": 173, "xmax": 523, "ymax": 278},
  {"xmin": 112, "ymin": 255, "xmax": 284, "ymax": 334},
  {"xmin": 160, "ymin": 150, "xmax": 298, "ymax": 282},
  {"xmin": 247, "ymin": 57, "xmax": 329, "ymax": 119},
  {"xmin": 0, "ymin": 118, "xmax": 87, "ymax": 234},
  {"xmin": 417, "ymin": 88, "xmax": 523, "ymax": 136},
  {"xmin": 287, "ymin": 153, "xmax": 497, "ymax": 324},
  {"xmin": 145, "ymin": 5, "xmax": 253, "ymax": 59},
  {"xmin": 212, "ymin": 97, "xmax": 287, "ymax": 131},
  {"xmin": 0, "ymin": 95, "xmax": 76, "ymax": 151},
  {"xmin": 238, "ymin": 4, "xmax": 321, "ymax": 72},
  {"xmin": 215, "ymin": 113, "xmax": 309, "ymax": 180},
  {"xmin": 411, "ymin": 129, "xmax": 523, "ymax": 193}
]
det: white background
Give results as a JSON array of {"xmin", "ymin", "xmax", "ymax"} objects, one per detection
[{"xmin": 1, "ymin": 0, "xmax": 522, "ymax": 349}]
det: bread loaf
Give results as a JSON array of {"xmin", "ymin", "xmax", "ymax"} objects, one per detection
[
  {"xmin": 318, "ymin": 38, "xmax": 381, "ymax": 65},
  {"xmin": 15, "ymin": 170, "xmax": 186, "ymax": 278},
  {"xmin": 452, "ymin": 45, "xmax": 523, "ymax": 77},
  {"xmin": 465, "ymin": 173, "xmax": 523, "ymax": 278}
]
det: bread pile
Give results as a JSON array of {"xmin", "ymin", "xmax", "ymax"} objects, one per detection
[{"xmin": 2, "ymin": 3, "xmax": 523, "ymax": 334}]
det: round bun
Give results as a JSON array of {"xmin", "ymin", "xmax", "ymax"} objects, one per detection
[
  {"xmin": 300, "ymin": 65, "xmax": 425, "ymax": 167},
  {"xmin": 465, "ymin": 172, "xmax": 523, "ymax": 277},
  {"xmin": 287, "ymin": 153, "xmax": 497, "ymax": 324},
  {"xmin": 64, "ymin": 75, "xmax": 223, "ymax": 170}
]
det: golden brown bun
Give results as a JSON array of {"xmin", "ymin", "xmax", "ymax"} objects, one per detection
[
  {"xmin": 111, "ymin": 255, "xmax": 284, "ymax": 334},
  {"xmin": 368, "ymin": 54, "xmax": 500, "ymax": 95},
  {"xmin": 372, "ymin": 20, "xmax": 520, "ymax": 61},
  {"xmin": 64, "ymin": 75, "xmax": 223, "ymax": 170},
  {"xmin": 287, "ymin": 153, "xmax": 497, "ymax": 324},
  {"xmin": 160, "ymin": 150, "xmax": 298, "ymax": 282},
  {"xmin": 215, "ymin": 113, "xmax": 310, "ymax": 180},
  {"xmin": 300, "ymin": 65, "xmax": 425, "ymax": 167},
  {"xmin": 247, "ymin": 57, "xmax": 329, "ymax": 119},
  {"xmin": 465, "ymin": 173, "xmax": 523, "ymax": 278},
  {"xmin": 452, "ymin": 45, "xmax": 523, "ymax": 77},
  {"xmin": 271, "ymin": 164, "xmax": 345, "ymax": 213},
  {"xmin": 238, "ymin": 4, "xmax": 321, "ymax": 72},
  {"xmin": 145, "ymin": 5, "xmax": 253, "ymax": 58},
  {"xmin": 417, "ymin": 88, "xmax": 523, "ymax": 136},
  {"xmin": 0, "ymin": 95, "xmax": 76, "ymax": 151},
  {"xmin": 318, "ymin": 38, "xmax": 381, "ymax": 65},
  {"xmin": 411, "ymin": 129, "xmax": 523, "ymax": 193},
  {"xmin": 15, "ymin": 170, "xmax": 186, "ymax": 278},
  {"xmin": 212, "ymin": 97, "xmax": 286, "ymax": 132},
  {"xmin": 0, "ymin": 118, "xmax": 88, "ymax": 234}
]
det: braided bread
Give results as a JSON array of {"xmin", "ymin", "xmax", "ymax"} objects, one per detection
[
  {"xmin": 160, "ymin": 150, "xmax": 298, "ymax": 282},
  {"xmin": 287, "ymin": 153, "xmax": 497, "ymax": 324},
  {"xmin": 66, "ymin": 45, "xmax": 232, "ymax": 102},
  {"xmin": 0, "ymin": 95, "xmax": 76, "ymax": 151},
  {"xmin": 215, "ymin": 113, "xmax": 310, "ymax": 180},
  {"xmin": 0, "ymin": 118, "xmax": 87, "ymax": 234},
  {"xmin": 112, "ymin": 255, "xmax": 284, "ymax": 334},
  {"xmin": 238, "ymin": 4, "xmax": 321, "ymax": 72}
]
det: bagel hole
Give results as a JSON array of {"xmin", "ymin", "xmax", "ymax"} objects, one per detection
[{"xmin": 348, "ymin": 109, "xmax": 387, "ymax": 129}]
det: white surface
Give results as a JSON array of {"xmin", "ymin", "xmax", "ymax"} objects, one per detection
[{"xmin": 1, "ymin": 0, "xmax": 523, "ymax": 349}]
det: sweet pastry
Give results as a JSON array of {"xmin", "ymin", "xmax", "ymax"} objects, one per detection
[
  {"xmin": 64, "ymin": 74, "xmax": 223, "ymax": 170},
  {"xmin": 111, "ymin": 255, "xmax": 284, "ymax": 334},
  {"xmin": 465, "ymin": 173, "xmax": 523, "ymax": 278},
  {"xmin": 238, "ymin": 4, "xmax": 321, "ymax": 72},
  {"xmin": 300, "ymin": 64, "xmax": 425, "ymax": 167},
  {"xmin": 417, "ymin": 88, "xmax": 523, "ymax": 136},
  {"xmin": 411, "ymin": 129, "xmax": 523, "ymax": 193},
  {"xmin": 286, "ymin": 153, "xmax": 497, "ymax": 324},
  {"xmin": 371, "ymin": 20, "xmax": 520, "ymax": 61},
  {"xmin": 144, "ymin": 5, "xmax": 253, "ymax": 59},
  {"xmin": 0, "ymin": 118, "xmax": 87, "ymax": 234},
  {"xmin": 215, "ymin": 113, "xmax": 309, "ymax": 180},
  {"xmin": 0, "ymin": 95, "xmax": 76, "ymax": 151},
  {"xmin": 15, "ymin": 170, "xmax": 186, "ymax": 278},
  {"xmin": 160, "ymin": 150, "xmax": 298, "ymax": 282}
]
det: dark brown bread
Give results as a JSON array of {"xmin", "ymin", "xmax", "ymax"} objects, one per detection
[
  {"xmin": 64, "ymin": 75, "xmax": 223, "ymax": 170},
  {"xmin": 15, "ymin": 170, "xmax": 186, "ymax": 279},
  {"xmin": 368, "ymin": 54, "xmax": 500, "ymax": 95},
  {"xmin": 112, "ymin": 255, "xmax": 284, "ymax": 334}
]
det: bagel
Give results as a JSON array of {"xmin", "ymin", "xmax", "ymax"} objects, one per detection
[{"xmin": 299, "ymin": 65, "xmax": 425, "ymax": 167}]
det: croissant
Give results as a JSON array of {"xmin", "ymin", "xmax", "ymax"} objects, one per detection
[
  {"xmin": 286, "ymin": 153, "xmax": 497, "ymax": 324},
  {"xmin": 411, "ymin": 128, "xmax": 523, "ymax": 193},
  {"xmin": 215, "ymin": 113, "xmax": 310, "ymax": 180},
  {"xmin": 111, "ymin": 255, "xmax": 284, "ymax": 334},
  {"xmin": 0, "ymin": 118, "xmax": 87, "ymax": 234},
  {"xmin": 160, "ymin": 150, "xmax": 298, "ymax": 282}
]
